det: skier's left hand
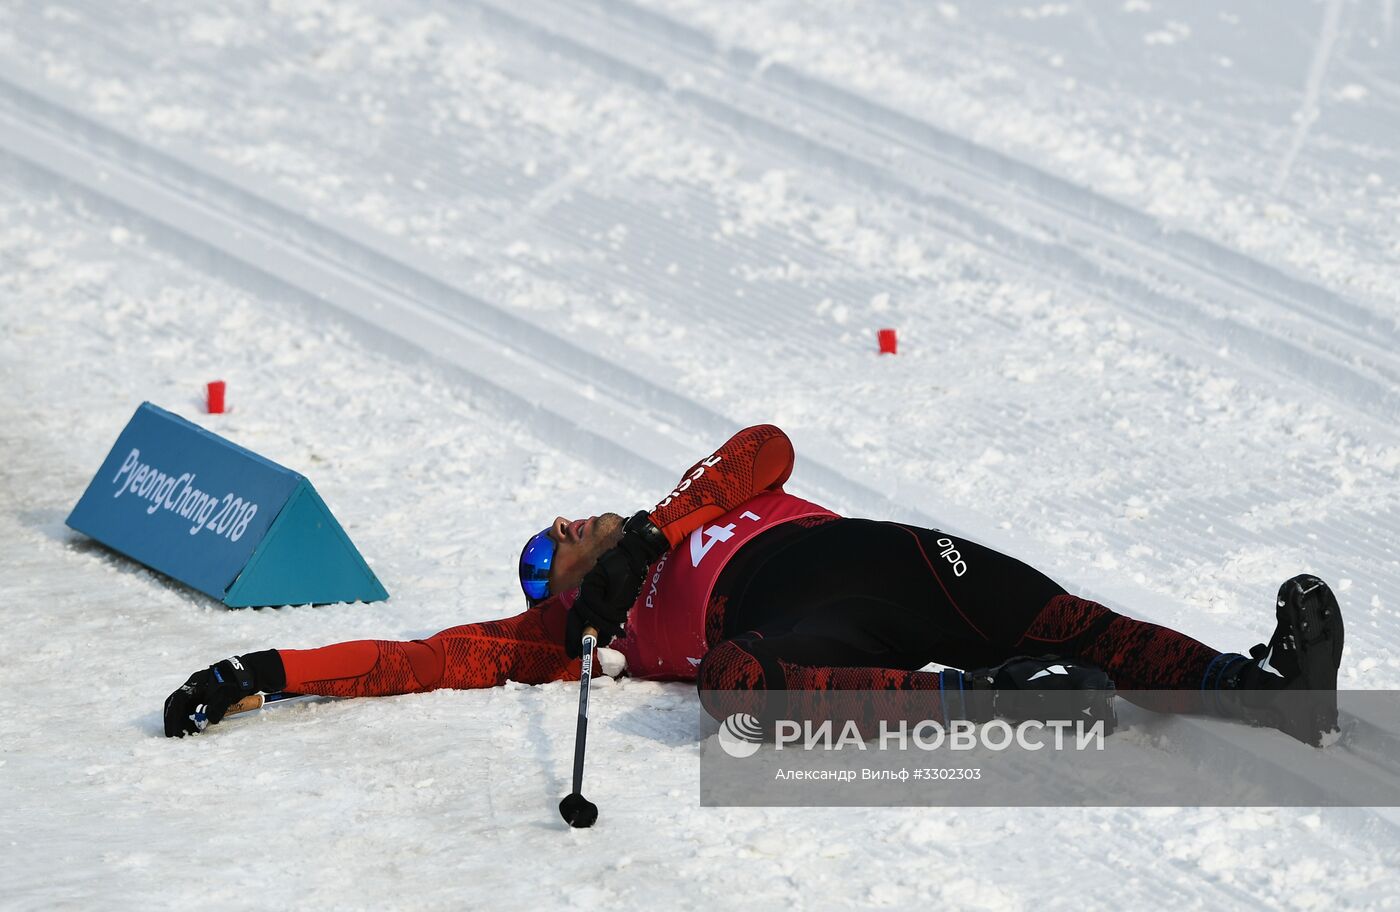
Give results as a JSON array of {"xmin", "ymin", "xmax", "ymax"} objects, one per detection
[{"xmin": 565, "ymin": 511, "xmax": 668, "ymax": 657}]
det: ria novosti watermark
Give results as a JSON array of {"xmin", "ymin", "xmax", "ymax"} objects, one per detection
[
  {"xmin": 718, "ymin": 713, "xmax": 1107, "ymax": 758},
  {"xmin": 699, "ymin": 690, "xmax": 1400, "ymax": 807}
]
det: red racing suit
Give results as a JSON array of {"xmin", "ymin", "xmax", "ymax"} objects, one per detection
[
  {"xmin": 276, "ymin": 425, "xmax": 813, "ymax": 697},
  {"xmin": 273, "ymin": 423, "xmax": 1231, "ymax": 726}
]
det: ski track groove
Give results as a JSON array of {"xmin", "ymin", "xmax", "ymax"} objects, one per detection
[
  {"xmin": 0, "ymin": 71, "xmax": 729, "ymax": 450},
  {"xmin": 594, "ymin": 0, "xmax": 1400, "ymax": 332},
  {"xmin": 466, "ymin": 0, "xmax": 1400, "ymax": 434},
  {"xmin": 0, "ymin": 55, "xmax": 999, "ymax": 547}
]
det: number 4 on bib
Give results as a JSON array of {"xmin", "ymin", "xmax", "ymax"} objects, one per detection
[{"xmin": 689, "ymin": 511, "xmax": 760, "ymax": 566}]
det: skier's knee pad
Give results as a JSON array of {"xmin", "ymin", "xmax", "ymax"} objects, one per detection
[
  {"xmin": 1023, "ymin": 594, "xmax": 1115, "ymax": 646},
  {"xmin": 697, "ymin": 638, "xmax": 785, "ymax": 723}
]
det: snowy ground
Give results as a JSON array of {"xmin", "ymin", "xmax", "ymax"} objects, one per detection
[{"xmin": 2, "ymin": 1, "xmax": 1400, "ymax": 909}]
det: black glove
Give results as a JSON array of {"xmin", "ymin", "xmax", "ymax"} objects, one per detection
[
  {"xmin": 566, "ymin": 510, "xmax": 669, "ymax": 657},
  {"xmin": 163, "ymin": 651, "xmax": 283, "ymax": 737}
]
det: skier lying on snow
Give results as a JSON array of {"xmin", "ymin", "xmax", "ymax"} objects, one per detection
[{"xmin": 165, "ymin": 424, "xmax": 1345, "ymax": 745}]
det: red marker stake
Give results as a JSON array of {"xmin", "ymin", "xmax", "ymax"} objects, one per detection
[
  {"xmin": 207, "ymin": 380, "xmax": 226, "ymax": 414},
  {"xmin": 878, "ymin": 329, "xmax": 898, "ymax": 355}
]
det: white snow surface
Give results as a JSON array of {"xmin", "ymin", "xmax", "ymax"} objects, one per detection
[{"xmin": 2, "ymin": 0, "xmax": 1400, "ymax": 908}]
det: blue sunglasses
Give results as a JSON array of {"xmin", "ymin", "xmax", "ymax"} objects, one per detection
[{"xmin": 518, "ymin": 528, "xmax": 557, "ymax": 603}]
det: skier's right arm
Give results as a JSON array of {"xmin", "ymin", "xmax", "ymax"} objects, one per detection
[
  {"xmin": 162, "ymin": 650, "xmax": 284, "ymax": 737},
  {"xmin": 163, "ymin": 599, "xmax": 579, "ymax": 736}
]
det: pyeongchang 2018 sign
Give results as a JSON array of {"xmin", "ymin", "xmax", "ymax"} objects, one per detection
[
  {"xmin": 107, "ymin": 444, "xmax": 267, "ymax": 543},
  {"xmin": 67, "ymin": 402, "xmax": 387, "ymax": 608}
]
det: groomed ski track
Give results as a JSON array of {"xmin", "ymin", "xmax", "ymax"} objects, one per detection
[{"xmin": 3, "ymin": 1, "xmax": 1400, "ymax": 908}]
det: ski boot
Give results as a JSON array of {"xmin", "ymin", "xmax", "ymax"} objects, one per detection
[
  {"xmin": 964, "ymin": 655, "xmax": 1118, "ymax": 736},
  {"xmin": 1208, "ymin": 574, "xmax": 1345, "ymax": 746}
]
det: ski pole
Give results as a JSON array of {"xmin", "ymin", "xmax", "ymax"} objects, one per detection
[
  {"xmin": 188, "ymin": 691, "xmax": 308, "ymax": 732},
  {"xmin": 224, "ymin": 691, "xmax": 303, "ymax": 717},
  {"xmin": 558, "ymin": 626, "xmax": 600, "ymax": 828}
]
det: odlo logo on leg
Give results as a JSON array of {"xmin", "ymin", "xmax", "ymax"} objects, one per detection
[{"xmin": 936, "ymin": 538, "xmax": 968, "ymax": 577}]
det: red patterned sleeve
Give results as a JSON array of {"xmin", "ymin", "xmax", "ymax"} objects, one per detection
[
  {"xmin": 278, "ymin": 598, "xmax": 579, "ymax": 697},
  {"xmin": 647, "ymin": 425, "xmax": 795, "ymax": 548}
]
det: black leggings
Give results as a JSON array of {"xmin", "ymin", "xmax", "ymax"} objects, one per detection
[
  {"xmin": 711, "ymin": 518, "xmax": 1065, "ymax": 669},
  {"xmin": 698, "ymin": 518, "xmax": 1225, "ymax": 719}
]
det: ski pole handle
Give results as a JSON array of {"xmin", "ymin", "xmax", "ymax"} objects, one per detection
[
  {"xmin": 226, "ymin": 694, "xmax": 264, "ymax": 716},
  {"xmin": 225, "ymin": 692, "xmax": 299, "ymax": 717}
]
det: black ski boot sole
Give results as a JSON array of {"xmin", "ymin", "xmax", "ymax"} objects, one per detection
[{"xmin": 1275, "ymin": 574, "xmax": 1345, "ymax": 745}]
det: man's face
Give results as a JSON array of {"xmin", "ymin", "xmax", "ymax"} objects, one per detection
[{"xmin": 546, "ymin": 512, "xmax": 625, "ymax": 595}]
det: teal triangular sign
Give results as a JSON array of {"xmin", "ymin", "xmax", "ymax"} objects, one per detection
[{"xmin": 223, "ymin": 479, "xmax": 388, "ymax": 607}]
